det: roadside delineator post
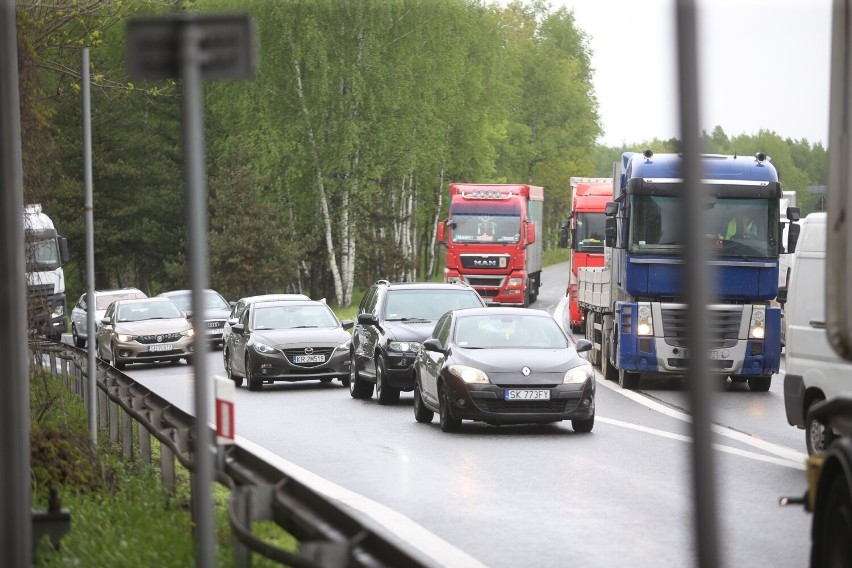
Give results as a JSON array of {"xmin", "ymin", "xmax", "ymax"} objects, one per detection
[{"xmin": 215, "ymin": 375, "xmax": 235, "ymax": 446}]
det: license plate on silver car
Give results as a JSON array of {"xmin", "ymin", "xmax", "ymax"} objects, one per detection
[
  {"xmin": 293, "ymin": 354, "xmax": 325, "ymax": 364},
  {"xmin": 504, "ymin": 389, "xmax": 550, "ymax": 401},
  {"xmin": 148, "ymin": 344, "xmax": 173, "ymax": 352}
]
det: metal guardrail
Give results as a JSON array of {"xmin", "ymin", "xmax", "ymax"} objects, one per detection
[{"xmin": 30, "ymin": 340, "xmax": 435, "ymax": 568}]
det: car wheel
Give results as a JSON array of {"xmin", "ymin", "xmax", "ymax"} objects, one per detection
[
  {"xmin": 224, "ymin": 350, "xmax": 244, "ymax": 388},
  {"xmin": 184, "ymin": 356, "xmax": 193, "ymax": 366},
  {"xmin": 376, "ymin": 358, "xmax": 400, "ymax": 405},
  {"xmin": 349, "ymin": 353, "xmax": 373, "ymax": 399},
  {"xmin": 572, "ymin": 410, "xmax": 595, "ymax": 433},
  {"xmin": 246, "ymin": 354, "xmax": 262, "ymax": 392},
  {"xmin": 618, "ymin": 368, "xmax": 639, "ymax": 389},
  {"xmin": 439, "ymin": 383, "xmax": 461, "ymax": 433},
  {"xmin": 747, "ymin": 375, "xmax": 771, "ymax": 392},
  {"xmin": 413, "ymin": 380, "xmax": 434, "ymax": 424},
  {"xmin": 812, "ymin": 470, "xmax": 852, "ymax": 567},
  {"xmin": 110, "ymin": 344, "xmax": 125, "ymax": 370},
  {"xmin": 806, "ymin": 396, "xmax": 833, "ymax": 455},
  {"xmin": 320, "ymin": 378, "xmax": 332, "ymax": 384},
  {"xmin": 72, "ymin": 324, "xmax": 85, "ymax": 348}
]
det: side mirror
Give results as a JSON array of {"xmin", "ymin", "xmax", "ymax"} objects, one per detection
[
  {"xmin": 341, "ymin": 320, "xmax": 354, "ymax": 331},
  {"xmin": 776, "ymin": 287, "xmax": 788, "ymax": 307},
  {"xmin": 227, "ymin": 318, "xmax": 238, "ymax": 326},
  {"xmin": 232, "ymin": 323, "xmax": 244, "ymax": 334},
  {"xmin": 570, "ymin": 227, "xmax": 577, "ymax": 251},
  {"xmin": 787, "ymin": 206, "xmax": 801, "ymax": 223},
  {"xmin": 100, "ymin": 317, "xmax": 110, "ymax": 326},
  {"xmin": 558, "ymin": 220, "xmax": 569, "ymax": 248},
  {"xmin": 185, "ymin": 310, "xmax": 193, "ymax": 320},
  {"xmin": 357, "ymin": 313, "xmax": 379, "ymax": 326},
  {"xmin": 605, "ymin": 201, "xmax": 618, "ymax": 216},
  {"xmin": 787, "ymin": 222, "xmax": 801, "ymax": 254},
  {"xmin": 575, "ymin": 339, "xmax": 593, "ymax": 353},
  {"xmin": 59, "ymin": 237, "xmax": 70, "ymax": 265},
  {"xmin": 525, "ymin": 222, "xmax": 536, "ymax": 245},
  {"xmin": 605, "ymin": 218, "xmax": 616, "ymax": 248},
  {"xmin": 437, "ymin": 220, "xmax": 446, "ymax": 244},
  {"xmin": 422, "ymin": 338, "xmax": 444, "ymax": 353}
]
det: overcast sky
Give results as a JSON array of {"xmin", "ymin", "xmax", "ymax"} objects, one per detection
[{"xmin": 563, "ymin": 0, "xmax": 832, "ymax": 147}]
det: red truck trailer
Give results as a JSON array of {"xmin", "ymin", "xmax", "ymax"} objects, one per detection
[
  {"xmin": 559, "ymin": 177, "xmax": 612, "ymax": 332},
  {"xmin": 438, "ymin": 183, "xmax": 543, "ymax": 306}
]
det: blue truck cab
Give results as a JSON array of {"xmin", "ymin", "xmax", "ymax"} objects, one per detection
[{"xmin": 597, "ymin": 150, "xmax": 799, "ymax": 390}]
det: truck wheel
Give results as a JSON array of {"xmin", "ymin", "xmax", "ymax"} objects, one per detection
[
  {"xmin": 747, "ymin": 375, "xmax": 771, "ymax": 392},
  {"xmin": 806, "ymin": 396, "xmax": 834, "ymax": 455},
  {"xmin": 522, "ymin": 284, "xmax": 530, "ymax": 308},
  {"xmin": 618, "ymin": 368, "xmax": 639, "ymax": 389}
]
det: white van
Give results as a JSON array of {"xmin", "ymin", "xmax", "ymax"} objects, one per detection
[{"xmin": 783, "ymin": 212, "xmax": 852, "ymax": 454}]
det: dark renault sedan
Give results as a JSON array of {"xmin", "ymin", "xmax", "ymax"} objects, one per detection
[
  {"xmin": 413, "ymin": 307, "xmax": 595, "ymax": 432},
  {"xmin": 224, "ymin": 299, "xmax": 353, "ymax": 391}
]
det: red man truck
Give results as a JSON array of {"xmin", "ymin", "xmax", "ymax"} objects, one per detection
[
  {"xmin": 559, "ymin": 177, "xmax": 612, "ymax": 332},
  {"xmin": 438, "ymin": 183, "xmax": 543, "ymax": 307}
]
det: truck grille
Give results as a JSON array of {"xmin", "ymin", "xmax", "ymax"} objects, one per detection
[
  {"xmin": 28, "ymin": 283, "xmax": 54, "ymax": 297},
  {"xmin": 661, "ymin": 305, "xmax": 741, "ymax": 348}
]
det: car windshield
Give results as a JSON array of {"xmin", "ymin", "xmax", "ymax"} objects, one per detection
[
  {"xmin": 454, "ymin": 314, "xmax": 569, "ymax": 349},
  {"xmin": 97, "ymin": 292, "xmax": 145, "ymax": 310},
  {"xmin": 117, "ymin": 301, "xmax": 183, "ymax": 322},
  {"xmin": 252, "ymin": 304, "xmax": 339, "ymax": 330},
  {"xmin": 384, "ymin": 290, "xmax": 483, "ymax": 321}
]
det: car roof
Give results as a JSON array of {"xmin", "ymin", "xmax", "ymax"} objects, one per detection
[
  {"xmin": 159, "ymin": 289, "xmax": 223, "ymax": 296},
  {"xmin": 239, "ymin": 293, "xmax": 311, "ymax": 303},
  {"xmin": 251, "ymin": 299, "xmax": 327, "ymax": 309},
  {"xmin": 452, "ymin": 307, "xmax": 550, "ymax": 318},
  {"xmin": 93, "ymin": 287, "xmax": 145, "ymax": 295},
  {"xmin": 114, "ymin": 297, "xmax": 175, "ymax": 306},
  {"xmin": 377, "ymin": 281, "xmax": 477, "ymax": 291}
]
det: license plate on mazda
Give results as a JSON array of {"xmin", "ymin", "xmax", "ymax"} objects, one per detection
[
  {"xmin": 148, "ymin": 344, "xmax": 172, "ymax": 352},
  {"xmin": 504, "ymin": 389, "xmax": 550, "ymax": 401},
  {"xmin": 293, "ymin": 354, "xmax": 325, "ymax": 364}
]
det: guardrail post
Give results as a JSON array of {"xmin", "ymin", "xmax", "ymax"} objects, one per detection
[
  {"xmin": 161, "ymin": 434, "xmax": 176, "ymax": 496},
  {"xmin": 231, "ymin": 485, "xmax": 252, "ymax": 568},
  {"xmin": 121, "ymin": 405, "xmax": 133, "ymax": 460},
  {"xmin": 98, "ymin": 387, "xmax": 107, "ymax": 431},
  {"xmin": 139, "ymin": 417, "xmax": 152, "ymax": 465},
  {"xmin": 48, "ymin": 348, "xmax": 57, "ymax": 379},
  {"xmin": 109, "ymin": 399, "xmax": 119, "ymax": 444},
  {"xmin": 59, "ymin": 356, "xmax": 68, "ymax": 388}
]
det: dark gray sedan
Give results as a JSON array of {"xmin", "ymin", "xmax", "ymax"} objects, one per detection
[
  {"xmin": 413, "ymin": 307, "xmax": 595, "ymax": 432},
  {"xmin": 224, "ymin": 299, "xmax": 353, "ymax": 391}
]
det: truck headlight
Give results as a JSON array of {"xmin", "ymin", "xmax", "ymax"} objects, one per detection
[
  {"xmin": 507, "ymin": 278, "xmax": 523, "ymax": 288},
  {"xmin": 563, "ymin": 363, "xmax": 593, "ymax": 384},
  {"xmin": 637, "ymin": 304, "xmax": 654, "ymax": 336},
  {"xmin": 749, "ymin": 306, "xmax": 766, "ymax": 339},
  {"xmin": 449, "ymin": 365, "xmax": 490, "ymax": 384}
]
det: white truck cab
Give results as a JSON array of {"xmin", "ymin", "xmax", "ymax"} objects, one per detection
[{"xmin": 783, "ymin": 212, "xmax": 852, "ymax": 454}]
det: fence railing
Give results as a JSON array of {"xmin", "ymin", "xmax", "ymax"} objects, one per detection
[{"xmin": 30, "ymin": 340, "xmax": 436, "ymax": 568}]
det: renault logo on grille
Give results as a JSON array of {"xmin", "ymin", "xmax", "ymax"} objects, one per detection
[
  {"xmin": 304, "ymin": 347, "xmax": 314, "ymax": 355},
  {"xmin": 521, "ymin": 366, "xmax": 531, "ymax": 376}
]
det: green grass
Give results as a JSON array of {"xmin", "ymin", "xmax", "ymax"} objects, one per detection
[{"xmin": 30, "ymin": 366, "xmax": 297, "ymax": 567}]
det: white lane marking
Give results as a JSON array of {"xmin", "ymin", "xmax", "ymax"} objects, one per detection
[
  {"xmin": 236, "ymin": 435, "xmax": 488, "ymax": 568},
  {"xmin": 595, "ymin": 376, "xmax": 808, "ymax": 465},
  {"xmin": 596, "ymin": 417, "xmax": 806, "ymax": 470}
]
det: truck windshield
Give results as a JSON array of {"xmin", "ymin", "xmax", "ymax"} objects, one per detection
[
  {"xmin": 574, "ymin": 212, "xmax": 605, "ymax": 252},
  {"xmin": 450, "ymin": 214, "xmax": 521, "ymax": 244},
  {"xmin": 25, "ymin": 237, "xmax": 60, "ymax": 270},
  {"xmin": 628, "ymin": 195, "xmax": 779, "ymax": 258}
]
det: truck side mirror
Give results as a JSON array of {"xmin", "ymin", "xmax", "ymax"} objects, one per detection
[
  {"xmin": 59, "ymin": 237, "xmax": 70, "ymax": 265},
  {"xmin": 605, "ymin": 201, "xmax": 618, "ymax": 216},
  {"xmin": 437, "ymin": 220, "xmax": 446, "ymax": 244},
  {"xmin": 558, "ymin": 220, "xmax": 569, "ymax": 248},
  {"xmin": 776, "ymin": 286, "xmax": 788, "ymax": 306},
  {"xmin": 605, "ymin": 218, "xmax": 616, "ymax": 248},
  {"xmin": 570, "ymin": 227, "xmax": 577, "ymax": 250},
  {"xmin": 787, "ymin": 206, "xmax": 801, "ymax": 222},
  {"xmin": 787, "ymin": 222, "xmax": 801, "ymax": 254},
  {"xmin": 525, "ymin": 222, "xmax": 536, "ymax": 245}
]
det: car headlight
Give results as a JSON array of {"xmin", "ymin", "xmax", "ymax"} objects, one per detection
[
  {"xmin": 253, "ymin": 341, "xmax": 275, "ymax": 354},
  {"xmin": 181, "ymin": 328, "xmax": 195, "ymax": 338},
  {"xmin": 389, "ymin": 341, "xmax": 420, "ymax": 353},
  {"xmin": 117, "ymin": 334, "xmax": 134, "ymax": 342},
  {"xmin": 507, "ymin": 277, "xmax": 523, "ymax": 288},
  {"xmin": 749, "ymin": 306, "xmax": 766, "ymax": 339},
  {"xmin": 563, "ymin": 363, "xmax": 593, "ymax": 384},
  {"xmin": 637, "ymin": 304, "xmax": 653, "ymax": 336},
  {"xmin": 449, "ymin": 365, "xmax": 490, "ymax": 384},
  {"xmin": 340, "ymin": 337, "xmax": 352, "ymax": 350}
]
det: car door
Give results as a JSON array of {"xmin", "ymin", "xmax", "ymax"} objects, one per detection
[
  {"xmin": 353, "ymin": 287, "xmax": 379, "ymax": 377},
  {"xmin": 421, "ymin": 314, "xmax": 452, "ymax": 406},
  {"xmin": 230, "ymin": 304, "xmax": 252, "ymax": 376}
]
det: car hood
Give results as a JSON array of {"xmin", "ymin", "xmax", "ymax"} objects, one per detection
[
  {"xmin": 384, "ymin": 320, "xmax": 436, "ymax": 342},
  {"xmin": 115, "ymin": 318, "xmax": 192, "ymax": 335},
  {"xmin": 252, "ymin": 328, "xmax": 351, "ymax": 348},
  {"xmin": 450, "ymin": 348, "xmax": 588, "ymax": 385}
]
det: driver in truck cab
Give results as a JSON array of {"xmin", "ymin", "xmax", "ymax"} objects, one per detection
[{"xmin": 718, "ymin": 212, "xmax": 759, "ymax": 243}]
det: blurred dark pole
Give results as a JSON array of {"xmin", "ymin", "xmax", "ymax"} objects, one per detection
[
  {"xmin": 1, "ymin": 0, "xmax": 34, "ymax": 565},
  {"xmin": 675, "ymin": 2, "xmax": 720, "ymax": 567}
]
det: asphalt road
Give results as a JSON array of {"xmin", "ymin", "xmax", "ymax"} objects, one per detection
[{"xmin": 121, "ymin": 262, "xmax": 812, "ymax": 568}]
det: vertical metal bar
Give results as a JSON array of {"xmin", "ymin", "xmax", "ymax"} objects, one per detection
[
  {"xmin": 122, "ymin": 405, "xmax": 133, "ymax": 459},
  {"xmin": 140, "ymin": 421, "xmax": 152, "ymax": 464},
  {"xmin": 161, "ymin": 443, "xmax": 176, "ymax": 495},
  {"xmin": 49, "ymin": 348, "xmax": 57, "ymax": 379},
  {"xmin": 180, "ymin": 18, "xmax": 215, "ymax": 566},
  {"xmin": 98, "ymin": 387, "xmax": 108, "ymax": 430},
  {"xmin": 81, "ymin": 47, "xmax": 98, "ymax": 447},
  {"xmin": 675, "ymin": 2, "xmax": 720, "ymax": 567},
  {"xmin": 109, "ymin": 400, "xmax": 120, "ymax": 443},
  {"xmin": 0, "ymin": 0, "xmax": 33, "ymax": 562}
]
